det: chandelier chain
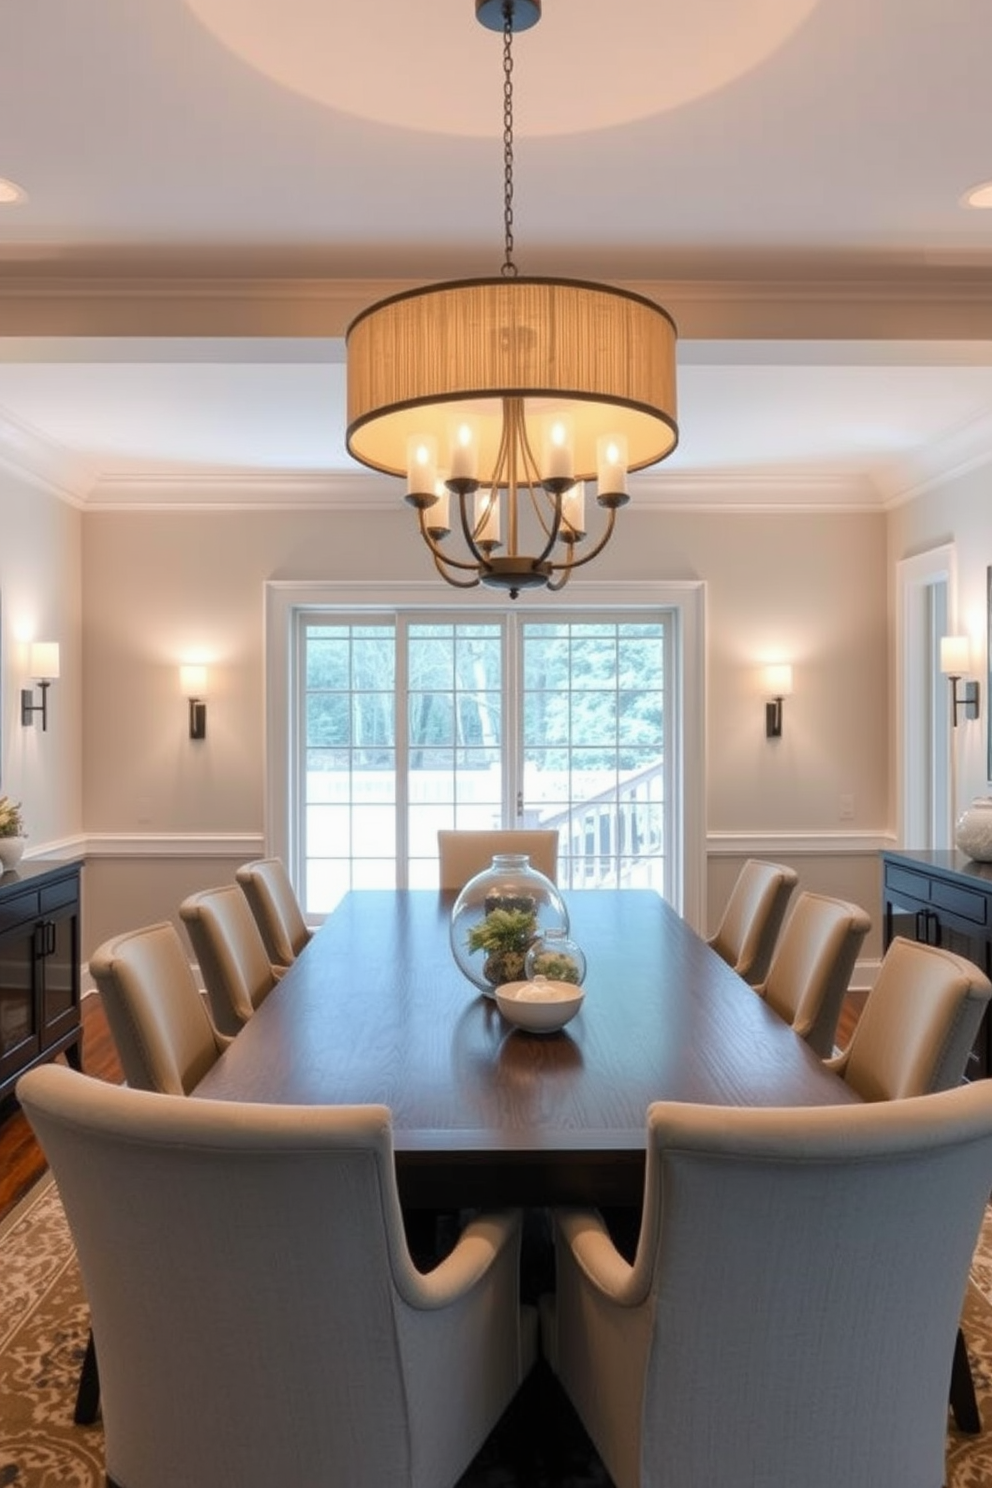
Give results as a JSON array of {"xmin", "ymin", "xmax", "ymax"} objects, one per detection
[{"xmin": 501, "ymin": 4, "xmax": 516, "ymax": 278}]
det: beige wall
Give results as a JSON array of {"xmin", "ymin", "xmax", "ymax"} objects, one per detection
[
  {"xmin": 0, "ymin": 466, "xmax": 83, "ymax": 850},
  {"xmin": 0, "ymin": 464, "xmax": 894, "ymax": 962},
  {"xmin": 75, "ymin": 499, "xmax": 890, "ymax": 959}
]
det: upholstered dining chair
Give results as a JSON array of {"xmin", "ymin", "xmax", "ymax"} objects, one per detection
[
  {"xmin": 540, "ymin": 1082, "xmax": 992, "ymax": 1488},
  {"xmin": 826, "ymin": 934, "xmax": 992, "ymax": 1101},
  {"xmin": 825, "ymin": 933, "xmax": 992, "ymax": 1434},
  {"xmin": 179, "ymin": 883, "xmax": 281, "ymax": 1036},
  {"xmin": 18, "ymin": 1064, "xmax": 538, "ymax": 1488},
  {"xmin": 752, "ymin": 890, "xmax": 871, "ymax": 1057},
  {"xmin": 706, "ymin": 857, "xmax": 798, "ymax": 985},
  {"xmin": 437, "ymin": 827, "xmax": 560, "ymax": 890},
  {"xmin": 90, "ymin": 920, "xmax": 232, "ymax": 1097},
  {"xmin": 235, "ymin": 855, "xmax": 312, "ymax": 968},
  {"xmin": 78, "ymin": 920, "xmax": 234, "ymax": 1425}
]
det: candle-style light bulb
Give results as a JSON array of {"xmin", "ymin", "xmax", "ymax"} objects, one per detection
[
  {"xmin": 450, "ymin": 422, "xmax": 479, "ymax": 483},
  {"xmin": 597, "ymin": 433, "xmax": 628, "ymax": 497},
  {"xmin": 406, "ymin": 434, "xmax": 437, "ymax": 497},
  {"xmin": 543, "ymin": 419, "xmax": 574, "ymax": 483}
]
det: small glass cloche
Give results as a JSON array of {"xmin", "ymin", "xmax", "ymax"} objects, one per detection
[
  {"xmin": 524, "ymin": 927, "xmax": 586, "ymax": 987},
  {"xmin": 450, "ymin": 852, "xmax": 569, "ymax": 997}
]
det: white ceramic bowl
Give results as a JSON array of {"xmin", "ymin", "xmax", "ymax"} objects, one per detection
[{"xmin": 495, "ymin": 979, "xmax": 584, "ymax": 1034}]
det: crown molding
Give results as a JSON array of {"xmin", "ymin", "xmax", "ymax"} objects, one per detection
[
  {"xmin": 874, "ymin": 407, "xmax": 992, "ymax": 508},
  {"xmin": 81, "ymin": 466, "xmax": 885, "ymax": 513},
  {"xmin": 0, "ymin": 408, "xmax": 92, "ymax": 506},
  {"xmin": 1, "ymin": 272, "xmax": 992, "ymax": 341}
]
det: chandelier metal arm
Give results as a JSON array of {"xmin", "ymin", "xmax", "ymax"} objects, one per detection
[
  {"xmin": 544, "ymin": 565, "xmax": 573, "ymax": 594},
  {"xmin": 415, "ymin": 505, "xmax": 484, "ymax": 576},
  {"xmin": 549, "ymin": 503, "xmax": 621, "ymax": 572},
  {"xmin": 432, "ymin": 549, "xmax": 482, "ymax": 588},
  {"xmin": 456, "ymin": 489, "xmax": 498, "ymax": 563}
]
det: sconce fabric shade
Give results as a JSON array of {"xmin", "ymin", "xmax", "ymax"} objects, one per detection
[
  {"xmin": 29, "ymin": 642, "xmax": 60, "ymax": 680},
  {"xmin": 346, "ymin": 276, "xmax": 678, "ymax": 482},
  {"xmin": 940, "ymin": 637, "xmax": 971, "ymax": 676},
  {"xmin": 21, "ymin": 641, "xmax": 60, "ymax": 731},
  {"xmin": 764, "ymin": 664, "xmax": 794, "ymax": 698}
]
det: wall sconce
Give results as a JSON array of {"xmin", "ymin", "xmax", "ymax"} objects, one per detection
[
  {"xmin": 180, "ymin": 665, "xmax": 207, "ymax": 740},
  {"xmin": 764, "ymin": 664, "xmax": 794, "ymax": 739},
  {"xmin": 940, "ymin": 636, "xmax": 980, "ymax": 725},
  {"xmin": 21, "ymin": 642, "xmax": 60, "ymax": 731}
]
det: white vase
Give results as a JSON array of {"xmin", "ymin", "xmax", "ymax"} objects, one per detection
[
  {"xmin": 955, "ymin": 799, "xmax": 992, "ymax": 861},
  {"xmin": 0, "ymin": 836, "xmax": 26, "ymax": 870}
]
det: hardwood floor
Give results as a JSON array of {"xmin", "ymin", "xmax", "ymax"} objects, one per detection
[
  {"xmin": 0, "ymin": 994, "xmax": 122, "ymax": 1222},
  {"xmin": 0, "ymin": 988, "xmax": 868, "ymax": 1229}
]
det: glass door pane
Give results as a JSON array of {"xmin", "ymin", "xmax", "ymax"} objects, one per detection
[
  {"xmin": 521, "ymin": 618, "xmax": 668, "ymax": 894},
  {"xmin": 407, "ymin": 620, "xmax": 504, "ymax": 886}
]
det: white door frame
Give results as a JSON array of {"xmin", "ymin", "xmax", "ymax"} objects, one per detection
[{"xmin": 897, "ymin": 543, "xmax": 955, "ymax": 848}]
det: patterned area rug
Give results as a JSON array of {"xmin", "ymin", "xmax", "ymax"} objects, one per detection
[{"xmin": 2, "ymin": 1176, "xmax": 992, "ymax": 1488}]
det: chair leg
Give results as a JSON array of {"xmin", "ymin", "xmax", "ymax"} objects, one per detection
[
  {"xmin": 950, "ymin": 1326, "xmax": 981, "ymax": 1435},
  {"xmin": 73, "ymin": 1327, "xmax": 100, "ymax": 1425}
]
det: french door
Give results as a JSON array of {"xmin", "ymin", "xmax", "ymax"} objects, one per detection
[{"xmin": 296, "ymin": 609, "xmax": 672, "ymax": 913}]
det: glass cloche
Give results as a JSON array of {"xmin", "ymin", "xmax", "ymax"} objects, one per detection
[{"xmin": 450, "ymin": 852, "xmax": 569, "ymax": 997}]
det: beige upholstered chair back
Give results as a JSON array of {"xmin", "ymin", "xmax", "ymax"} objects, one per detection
[
  {"xmin": 89, "ymin": 921, "xmax": 230, "ymax": 1095},
  {"xmin": 706, "ymin": 858, "xmax": 798, "ymax": 984},
  {"xmin": 17, "ymin": 1064, "xmax": 536, "ymax": 1488},
  {"xmin": 179, "ymin": 884, "xmax": 280, "ymax": 1037},
  {"xmin": 236, "ymin": 856, "xmax": 312, "ymax": 967},
  {"xmin": 541, "ymin": 1082, "xmax": 992, "ymax": 1488},
  {"xmin": 437, "ymin": 828, "xmax": 559, "ymax": 890},
  {"xmin": 754, "ymin": 891, "xmax": 871, "ymax": 1057},
  {"xmin": 827, "ymin": 935, "xmax": 992, "ymax": 1100}
]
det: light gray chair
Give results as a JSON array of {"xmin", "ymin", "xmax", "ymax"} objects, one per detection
[
  {"xmin": 753, "ymin": 890, "xmax": 871, "ymax": 1057},
  {"xmin": 825, "ymin": 933, "xmax": 992, "ymax": 1434},
  {"xmin": 19, "ymin": 1063, "xmax": 538, "ymax": 1488},
  {"xmin": 540, "ymin": 1083, "xmax": 992, "ymax": 1488},
  {"xmin": 826, "ymin": 934, "xmax": 992, "ymax": 1100},
  {"xmin": 179, "ymin": 883, "xmax": 282, "ymax": 1036},
  {"xmin": 89, "ymin": 920, "xmax": 232, "ymax": 1096},
  {"xmin": 236, "ymin": 856, "xmax": 312, "ymax": 968},
  {"xmin": 437, "ymin": 828, "xmax": 560, "ymax": 890},
  {"xmin": 706, "ymin": 858, "xmax": 798, "ymax": 985},
  {"xmin": 78, "ymin": 920, "xmax": 234, "ymax": 1426}
]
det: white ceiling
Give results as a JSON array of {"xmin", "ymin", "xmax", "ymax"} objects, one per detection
[{"xmin": 1, "ymin": 0, "xmax": 992, "ymax": 508}]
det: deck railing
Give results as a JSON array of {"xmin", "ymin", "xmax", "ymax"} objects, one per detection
[{"xmin": 535, "ymin": 759, "xmax": 666, "ymax": 892}]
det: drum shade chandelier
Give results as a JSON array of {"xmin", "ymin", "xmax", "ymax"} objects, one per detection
[{"xmin": 345, "ymin": 0, "xmax": 679, "ymax": 598}]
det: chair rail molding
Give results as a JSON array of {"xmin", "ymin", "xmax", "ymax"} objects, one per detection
[{"xmin": 707, "ymin": 831, "xmax": 896, "ymax": 855}]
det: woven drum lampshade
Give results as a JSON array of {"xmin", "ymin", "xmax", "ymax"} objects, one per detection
[{"xmin": 346, "ymin": 276, "xmax": 678, "ymax": 482}]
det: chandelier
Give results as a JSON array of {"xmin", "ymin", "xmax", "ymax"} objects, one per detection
[{"xmin": 345, "ymin": 0, "xmax": 678, "ymax": 599}]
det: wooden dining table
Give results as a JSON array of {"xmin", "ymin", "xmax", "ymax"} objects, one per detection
[{"xmin": 194, "ymin": 888, "xmax": 859, "ymax": 1210}]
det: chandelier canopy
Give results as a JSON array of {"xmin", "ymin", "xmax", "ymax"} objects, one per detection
[{"xmin": 345, "ymin": 0, "xmax": 678, "ymax": 598}]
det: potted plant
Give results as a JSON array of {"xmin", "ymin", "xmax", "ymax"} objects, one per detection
[
  {"xmin": 466, "ymin": 904, "xmax": 538, "ymax": 990},
  {"xmin": 0, "ymin": 796, "xmax": 26, "ymax": 869}
]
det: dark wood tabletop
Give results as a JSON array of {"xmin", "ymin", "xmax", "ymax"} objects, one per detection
[{"xmin": 193, "ymin": 888, "xmax": 858, "ymax": 1208}]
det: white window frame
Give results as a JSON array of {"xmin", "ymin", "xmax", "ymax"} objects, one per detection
[{"xmin": 265, "ymin": 579, "xmax": 707, "ymax": 930}]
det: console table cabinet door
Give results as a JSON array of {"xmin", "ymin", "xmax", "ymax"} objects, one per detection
[
  {"xmin": 0, "ymin": 862, "xmax": 83, "ymax": 1102},
  {"xmin": 0, "ymin": 913, "xmax": 39, "ymax": 1087}
]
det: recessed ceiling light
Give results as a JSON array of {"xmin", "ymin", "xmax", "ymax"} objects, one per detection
[
  {"xmin": 962, "ymin": 181, "xmax": 992, "ymax": 209},
  {"xmin": 0, "ymin": 177, "xmax": 26, "ymax": 205}
]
